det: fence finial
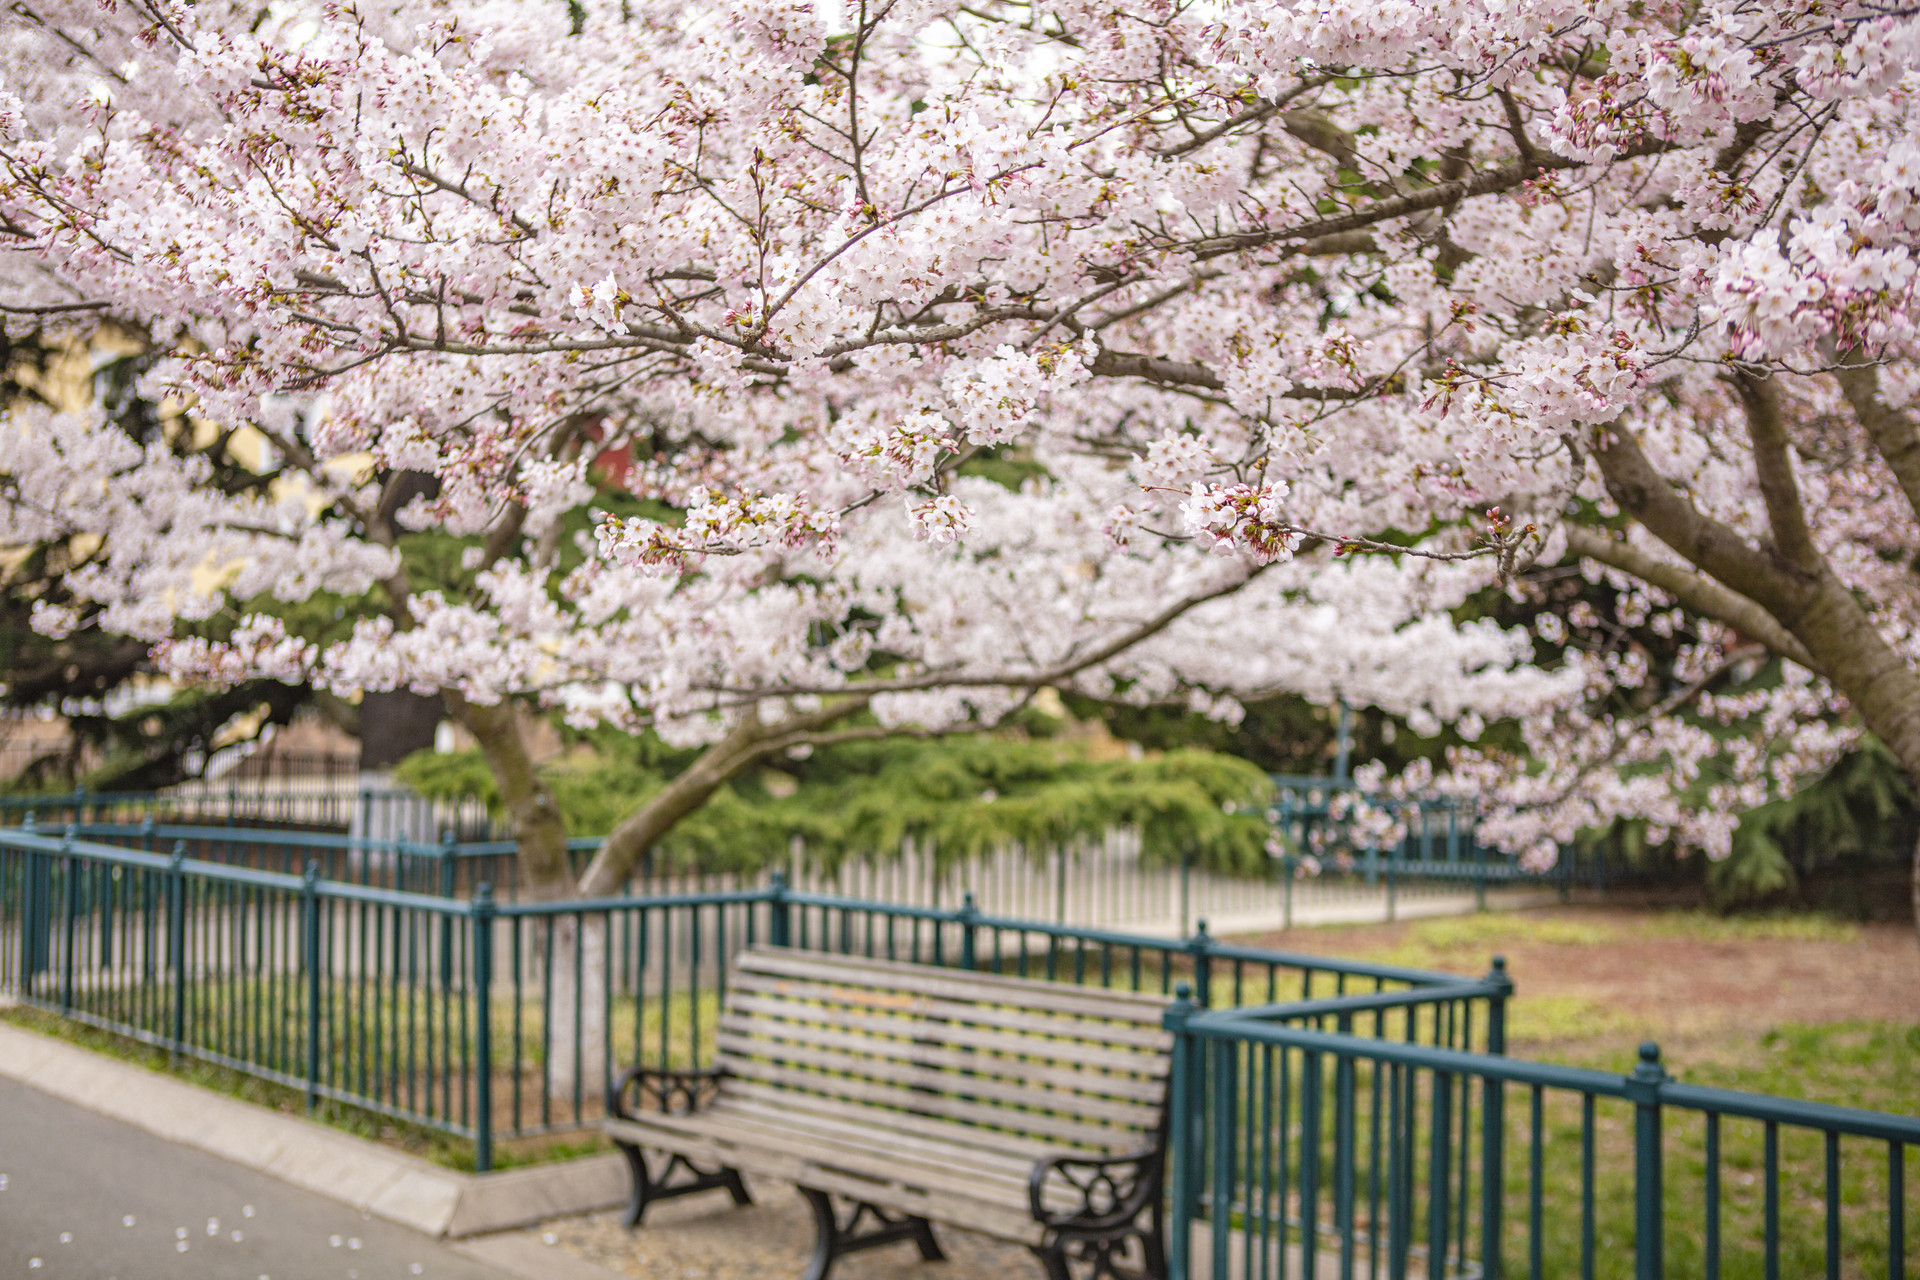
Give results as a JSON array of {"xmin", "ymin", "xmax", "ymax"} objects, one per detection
[{"xmin": 1485, "ymin": 953, "xmax": 1513, "ymax": 993}]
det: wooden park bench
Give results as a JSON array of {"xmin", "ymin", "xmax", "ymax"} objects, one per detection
[{"xmin": 604, "ymin": 946, "xmax": 1174, "ymax": 1280}]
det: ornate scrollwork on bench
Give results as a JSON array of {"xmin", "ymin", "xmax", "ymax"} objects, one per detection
[
  {"xmin": 1028, "ymin": 1145, "xmax": 1167, "ymax": 1280},
  {"xmin": 609, "ymin": 1067, "xmax": 751, "ymax": 1225}
]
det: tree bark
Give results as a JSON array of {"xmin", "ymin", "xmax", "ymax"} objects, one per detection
[
  {"xmin": 575, "ymin": 697, "xmax": 872, "ymax": 897},
  {"xmin": 1588, "ymin": 408, "xmax": 1920, "ymax": 949},
  {"xmin": 445, "ymin": 692, "xmax": 572, "ymax": 899}
]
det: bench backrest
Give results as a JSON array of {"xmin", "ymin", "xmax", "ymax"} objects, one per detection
[{"xmin": 716, "ymin": 946, "xmax": 1172, "ymax": 1156}]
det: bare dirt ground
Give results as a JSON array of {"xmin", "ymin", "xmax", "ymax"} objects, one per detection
[{"xmin": 1232, "ymin": 901, "xmax": 1920, "ymax": 1056}]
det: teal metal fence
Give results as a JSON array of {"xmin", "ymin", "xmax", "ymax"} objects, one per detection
[
  {"xmin": 1167, "ymin": 1000, "xmax": 1920, "ymax": 1280},
  {"xmin": 0, "ymin": 825, "xmax": 1496, "ymax": 1173},
  {"xmin": 6, "ymin": 824, "xmax": 1912, "ymax": 1270}
]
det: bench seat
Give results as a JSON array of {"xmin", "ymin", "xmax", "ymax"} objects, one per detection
[{"xmin": 603, "ymin": 946, "xmax": 1173, "ymax": 1280}]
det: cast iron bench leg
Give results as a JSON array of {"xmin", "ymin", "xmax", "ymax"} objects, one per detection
[
  {"xmin": 798, "ymin": 1186, "xmax": 944, "ymax": 1280},
  {"xmin": 618, "ymin": 1144, "xmax": 752, "ymax": 1227}
]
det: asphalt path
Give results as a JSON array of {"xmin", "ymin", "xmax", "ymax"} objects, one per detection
[{"xmin": 0, "ymin": 1075, "xmax": 515, "ymax": 1280}]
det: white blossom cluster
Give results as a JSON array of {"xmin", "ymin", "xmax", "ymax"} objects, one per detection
[{"xmin": 0, "ymin": 0, "xmax": 1912, "ymax": 863}]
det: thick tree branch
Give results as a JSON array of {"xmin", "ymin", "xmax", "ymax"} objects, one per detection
[
  {"xmin": 1186, "ymin": 138, "xmax": 1671, "ymax": 262},
  {"xmin": 1561, "ymin": 525, "xmax": 1817, "ymax": 670},
  {"xmin": 1589, "ymin": 419, "xmax": 1803, "ymax": 618},
  {"xmin": 446, "ymin": 692, "xmax": 572, "ymax": 898},
  {"xmin": 703, "ymin": 566, "xmax": 1272, "ymax": 702},
  {"xmin": 1733, "ymin": 370, "xmax": 1821, "ymax": 572},
  {"xmin": 1831, "ymin": 351, "xmax": 1920, "ymax": 525},
  {"xmin": 577, "ymin": 696, "xmax": 874, "ymax": 896}
]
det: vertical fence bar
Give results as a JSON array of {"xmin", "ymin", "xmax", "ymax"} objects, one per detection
[
  {"xmin": 472, "ymin": 884, "xmax": 495, "ymax": 1174},
  {"xmin": 768, "ymin": 872, "xmax": 791, "ymax": 949},
  {"xmin": 958, "ymin": 892, "xmax": 978, "ymax": 971},
  {"xmin": 302, "ymin": 860, "xmax": 321, "ymax": 1115},
  {"xmin": 1210, "ymin": 1037, "xmax": 1236, "ymax": 1280},
  {"xmin": 1630, "ymin": 1042, "xmax": 1667, "ymax": 1280},
  {"xmin": 167, "ymin": 843, "xmax": 187, "ymax": 1053},
  {"xmin": 58, "ymin": 827, "xmax": 76, "ymax": 1012},
  {"xmin": 1428, "ymin": 1067, "xmax": 1453, "ymax": 1273},
  {"xmin": 1889, "ymin": 1141, "xmax": 1905, "ymax": 1280},
  {"xmin": 1166, "ymin": 984, "xmax": 1196, "ymax": 1280},
  {"xmin": 1482, "ymin": 956, "xmax": 1511, "ymax": 1278},
  {"xmin": 1188, "ymin": 921, "xmax": 1213, "ymax": 1009}
]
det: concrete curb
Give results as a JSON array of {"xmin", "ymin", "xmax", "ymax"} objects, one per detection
[{"xmin": 0, "ymin": 1020, "xmax": 625, "ymax": 1239}]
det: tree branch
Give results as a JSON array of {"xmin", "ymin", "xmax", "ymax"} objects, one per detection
[
  {"xmin": 1733, "ymin": 369, "xmax": 1821, "ymax": 572},
  {"xmin": 1589, "ymin": 418, "xmax": 1803, "ymax": 618},
  {"xmin": 576, "ymin": 696, "xmax": 874, "ymax": 895},
  {"xmin": 1830, "ymin": 351, "xmax": 1920, "ymax": 525},
  {"xmin": 1185, "ymin": 138, "xmax": 1670, "ymax": 262},
  {"xmin": 1561, "ymin": 525, "xmax": 1817, "ymax": 671}
]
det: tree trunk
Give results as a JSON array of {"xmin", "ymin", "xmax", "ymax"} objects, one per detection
[
  {"xmin": 445, "ymin": 694, "xmax": 606, "ymax": 1104},
  {"xmin": 447, "ymin": 693, "xmax": 572, "ymax": 898}
]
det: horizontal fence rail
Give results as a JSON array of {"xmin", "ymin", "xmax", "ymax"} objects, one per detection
[{"xmin": 1169, "ymin": 1008, "xmax": 1920, "ymax": 1280}]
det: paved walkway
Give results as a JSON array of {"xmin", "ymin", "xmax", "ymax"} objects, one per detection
[{"xmin": 0, "ymin": 1075, "xmax": 515, "ymax": 1280}]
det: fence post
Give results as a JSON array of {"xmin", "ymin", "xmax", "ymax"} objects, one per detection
[
  {"xmin": 1208, "ymin": 1035, "xmax": 1237, "ymax": 1280},
  {"xmin": 1628, "ymin": 1041, "xmax": 1668, "ymax": 1280},
  {"xmin": 438, "ymin": 834, "xmax": 457, "ymax": 985},
  {"xmin": 302, "ymin": 859, "xmax": 322, "ymax": 1115},
  {"xmin": 141, "ymin": 816, "xmax": 156, "ymax": 854},
  {"xmin": 1186, "ymin": 919, "xmax": 1213, "ymax": 1009},
  {"xmin": 958, "ymin": 891, "xmax": 979, "ymax": 971},
  {"xmin": 167, "ymin": 842, "xmax": 187, "ymax": 1055},
  {"xmin": 1164, "ymin": 982, "xmax": 1196, "ymax": 1280},
  {"xmin": 1481, "ymin": 957, "xmax": 1513, "ymax": 1279},
  {"xmin": 768, "ymin": 870, "xmax": 791, "ymax": 949},
  {"xmin": 21, "ymin": 829, "xmax": 49, "ymax": 989},
  {"xmin": 472, "ymin": 882, "xmax": 495, "ymax": 1175},
  {"xmin": 1482, "ymin": 954, "xmax": 1512, "ymax": 1052},
  {"xmin": 58, "ymin": 826, "xmax": 76, "ymax": 1012}
]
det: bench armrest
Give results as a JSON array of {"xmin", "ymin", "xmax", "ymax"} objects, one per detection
[
  {"xmin": 610, "ymin": 1066, "xmax": 728, "ymax": 1120},
  {"xmin": 1027, "ymin": 1145, "xmax": 1165, "ymax": 1232}
]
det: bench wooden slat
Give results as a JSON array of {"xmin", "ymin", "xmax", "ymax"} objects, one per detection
[
  {"xmin": 715, "ymin": 1053, "xmax": 1141, "ymax": 1150},
  {"xmin": 738, "ymin": 948, "xmax": 1170, "ymax": 1020},
  {"xmin": 725, "ymin": 971, "xmax": 1173, "ymax": 1052},
  {"xmin": 723, "ymin": 991, "xmax": 1168, "ymax": 1073},
  {"xmin": 603, "ymin": 1116, "xmax": 1046, "ymax": 1243},
  {"xmin": 612, "ymin": 1109, "xmax": 1073, "ymax": 1210},
  {"xmin": 717, "ymin": 1083, "xmax": 1068, "ymax": 1164},
  {"xmin": 709, "ymin": 1094, "xmax": 1048, "ymax": 1174},
  {"xmin": 713, "ymin": 1029, "xmax": 1165, "ymax": 1128},
  {"xmin": 715, "ymin": 1013, "xmax": 1168, "ymax": 1104}
]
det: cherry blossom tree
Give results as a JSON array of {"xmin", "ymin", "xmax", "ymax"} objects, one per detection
[{"xmin": 3, "ymin": 0, "xmax": 1920, "ymax": 939}]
